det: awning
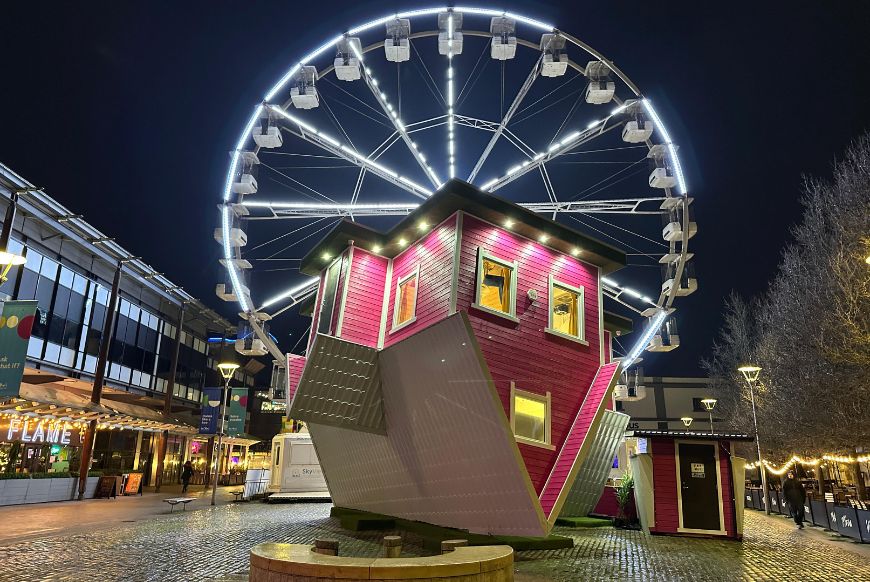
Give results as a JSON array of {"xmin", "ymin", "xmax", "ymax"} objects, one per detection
[
  {"xmin": 0, "ymin": 369, "xmax": 199, "ymax": 435},
  {"xmin": 192, "ymin": 434, "xmax": 261, "ymax": 447}
]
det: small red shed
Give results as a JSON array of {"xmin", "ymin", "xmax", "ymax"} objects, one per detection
[{"xmin": 629, "ymin": 430, "xmax": 752, "ymax": 540}]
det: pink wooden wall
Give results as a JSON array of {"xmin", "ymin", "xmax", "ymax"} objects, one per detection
[
  {"xmin": 539, "ymin": 361, "xmax": 618, "ymax": 517},
  {"xmin": 286, "ymin": 354, "xmax": 307, "ymax": 402},
  {"xmin": 455, "ymin": 214, "xmax": 602, "ymax": 493},
  {"xmin": 383, "ymin": 214, "xmax": 458, "ymax": 347},
  {"xmin": 338, "ymin": 248, "xmax": 389, "ymax": 347},
  {"xmin": 650, "ymin": 437, "xmax": 737, "ymax": 538}
]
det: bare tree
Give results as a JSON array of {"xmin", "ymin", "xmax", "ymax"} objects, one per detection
[{"xmin": 704, "ymin": 133, "xmax": 870, "ymax": 458}]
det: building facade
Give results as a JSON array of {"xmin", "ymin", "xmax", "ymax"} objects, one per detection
[
  {"xmin": 0, "ymin": 163, "xmax": 256, "ymax": 487},
  {"xmin": 288, "ymin": 180, "xmax": 630, "ymax": 536}
]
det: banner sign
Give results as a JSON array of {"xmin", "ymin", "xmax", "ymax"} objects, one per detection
[
  {"xmin": 227, "ymin": 388, "xmax": 248, "ymax": 436},
  {"xmin": 0, "ymin": 300, "xmax": 38, "ymax": 398},
  {"xmin": 833, "ymin": 506, "xmax": 862, "ymax": 541},
  {"xmin": 810, "ymin": 500, "xmax": 829, "ymax": 529},
  {"xmin": 1, "ymin": 417, "xmax": 82, "ymax": 446},
  {"xmin": 199, "ymin": 388, "xmax": 221, "ymax": 434}
]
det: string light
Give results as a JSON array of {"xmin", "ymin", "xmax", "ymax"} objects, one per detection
[{"xmin": 746, "ymin": 453, "xmax": 870, "ymax": 475}]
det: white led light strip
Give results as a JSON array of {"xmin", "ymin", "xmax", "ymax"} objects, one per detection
[
  {"xmin": 622, "ymin": 310, "xmax": 667, "ymax": 369},
  {"xmin": 349, "ymin": 41, "xmax": 442, "ymax": 188},
  {"xmin": 446, "ymin": 11, "xmax": 456, "ymax": 179},
  {"xmin": 601, "ymin": 277, "xmax": 656, "ymax": 307},
  {"xmin": 268, "ymin": 104, "xmax": 432, "ymax": 197}
]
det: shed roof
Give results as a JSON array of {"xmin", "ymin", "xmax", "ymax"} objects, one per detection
[
  {"xmin": 300, "ymin": 179, "xmax": 626, "ymax": 276},
  {"xmin": 629, "ymin": 430, "xmax": 754, "ymax": 441}
]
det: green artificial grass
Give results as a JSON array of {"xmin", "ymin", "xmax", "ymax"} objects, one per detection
[
  {"xmin": 554, "ymin": 516, "xmax": 613, "ymax": 528},
  {"xmin": 330, "ymin": 506, "xmax": 574, "ymax": 551}
]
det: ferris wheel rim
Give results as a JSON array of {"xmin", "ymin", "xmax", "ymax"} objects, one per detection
[{"xmin": 218, "ymin": 5, "xmax": 693, "ymax": 367}]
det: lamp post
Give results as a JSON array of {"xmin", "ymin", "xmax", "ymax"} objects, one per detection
[
  {"xmin": 701, "ymin": 398, "xmax": 717, "ymax": 434},
  {"xmin": 738, "ymin": 364, "xmax": 769, "ymax": 514},
  {"xmin": 211, "ymin": 360, "xmax": 239, "ymax": 506},
  {"xmin": 681, "ymin": 417, "xmax": 693, "ymax": 430}
]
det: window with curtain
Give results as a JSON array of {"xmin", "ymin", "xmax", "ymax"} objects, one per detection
[
  {"xmin": 512, "ymin": 387, "xmax": 551, "ymax": 446},
  {"xmin": 547, "ymin": 277, "xmax": 585, "ymax": 342},
  {"xmin": 478, "ymin": 257, "xmax": 513, "ymax": 314},
  {"xmin": 393, "ymin": 269, "xmax": 418, "ymax": 328}
]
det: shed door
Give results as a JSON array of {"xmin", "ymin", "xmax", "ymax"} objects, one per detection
[{"xmin": 677, "ymin": 442, "xmax": 721, "ymax": 531}]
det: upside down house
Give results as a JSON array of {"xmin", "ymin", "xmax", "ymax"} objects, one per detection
[{"xmin": 288, "ymin": 179, "xmax": 633, "ymax": 536}]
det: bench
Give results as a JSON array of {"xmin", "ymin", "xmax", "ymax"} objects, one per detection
[
  {"xmin": 163, "ymin": 497, "xmax": 197, "ymax": 512},
  {"xmin": 231, "ymin": 490, "xmax": 245, "ymax": 502}
]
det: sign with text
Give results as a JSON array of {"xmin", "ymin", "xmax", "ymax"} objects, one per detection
[
  {"xmin": 227, "ymin": 388, "xmax": 247, "ymax": 436},
  {"xmin": 1, "ymin": 417, "xmax": 82, "ymax": 446},
  {"xmin": 199, "ymin": 388, "xmax": 221, "ymax": 434},
  {"xmin": 124, "ymin": 473, "xmax": 143, "ymax": 495},
  {"xmin": 0, "ymin": 300, "xmax": 38, "ymax": 398}
]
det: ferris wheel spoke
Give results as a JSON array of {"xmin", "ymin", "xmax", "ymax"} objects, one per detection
[
  {"xmin": 565, "ymin": 214, "xmax": 662, "ymax": 262},
  {"xmin": 478, "ymin": 110, "xmax": 623, "ymax": 191},
  {"xmin": 259, "ymin": 162, "xmax": 339, "ymax": 204},
  {"xmin": 267, "ymin": 103, "xmax": 432, "ymax": 199},
  {"xmin": 237, "ymin": 197, "xmax": 668, "ymax": 220},
  {"xmin": 468, "ymin": 56, "xmax": 541, "ymax": 183},
  {"xmin": 349, "ymin": 41, "xmax": 442, "ymax": 188}
]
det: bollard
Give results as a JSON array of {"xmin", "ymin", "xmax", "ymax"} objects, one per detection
[
  {"xmin": 313, "ymin": 538, "xmax": 339, "ymax": 556},
  {"xmin": 383, "ymin": 535, "xmax": 402, "ymax": 558},
  {"xmin": 440, "ymin": 539, "xmax": 468, "ymax": 554}
]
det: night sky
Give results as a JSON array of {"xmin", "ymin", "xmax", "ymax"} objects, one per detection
[{"xmin": 2, "ymin": 2, "xmax": 869, "ymax": 375}]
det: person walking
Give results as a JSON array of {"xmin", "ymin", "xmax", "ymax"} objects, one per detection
[
  {"xmin": 783, "ymin": 471, "xmax": 807, "ymax": 529},
  {"xmin": 181, "ymin": 460, "xmax": 194, "ymax": 494}
]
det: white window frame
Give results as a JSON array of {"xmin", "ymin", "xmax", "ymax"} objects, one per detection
[
  {"xmin": 390, "ymin": 264, "xmax": 420, "ymax": 333},
  {"xmin": 472, "ymin": 248, "xmax": 518, "ymax": 322},
  {"xmin": 545, "ymin": 275, "xmax": 588, "ymax": 345},
  {"xmin": 510, "ymin": 382, "xmax": 554, "ymax": 450}
]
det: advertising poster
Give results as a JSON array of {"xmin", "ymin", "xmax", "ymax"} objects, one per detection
[
  {"xmin": 227, "ymin": 388, "xmax": 248, "ymax": 436},
  {"xmin": 199, "ymin": 387, "xmax": 221, "ymax": 434},
  {"xmin": 0, "ymin": 300, "xmax": 38, "ymax": 398}
]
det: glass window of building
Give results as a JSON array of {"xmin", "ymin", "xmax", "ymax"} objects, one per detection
[
  {"xmin": 547, "ymin": 276, "xmax": 585, "ymax": 342},
  {"xmin": 511, "ymin": 385, "xmax": 551, "ymax": 447},
  {"xmin": 392, "ymin": 267, "xmax": 419, "ymax": 329},
  {"xmin": 475, "ymin": 251, "xmax": 516, "ymax": 317}
]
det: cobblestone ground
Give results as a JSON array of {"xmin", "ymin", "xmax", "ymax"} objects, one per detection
[{"xmin": 1, "ymin": 503, "xmax": 868, "ymax": 581}]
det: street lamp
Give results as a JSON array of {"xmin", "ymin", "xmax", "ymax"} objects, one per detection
[
  {"xmin": 681, "ymin": 417, "xmax": 693, "ymax": 429},
  {"xmin": 211, "ymin": 360, "xmax": 240, "ymax": 506},
  {"xmin": 0, "ymin": 192, "xmax": 26, "ymax": 283},
  {"xmin": 738, "ymin": 363, "xmax": 769, "ymax": 514},
  {"xmin": 701, "ymin": 398, "xmax": 717, "ymax": 434}
]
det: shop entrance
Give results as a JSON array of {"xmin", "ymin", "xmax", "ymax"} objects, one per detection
[{"xmin": 677, "ymin": 442, "xmax": 723, "ymax": 532}]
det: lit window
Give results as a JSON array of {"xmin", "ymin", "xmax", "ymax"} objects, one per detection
[
  {"xmin": 546, "ymin": 276, "xmax": 585, "ymax": 343},
  {"xmin": 474, "ymin": 250, "xmax": 517, "ymax": 318},
  {"xmin": 392, "ymin": 267, "xmax": 419, "ymax": 330},
  {"xmin": 511, "ymin": 384, "xmax": 552, "ymax": 448}
]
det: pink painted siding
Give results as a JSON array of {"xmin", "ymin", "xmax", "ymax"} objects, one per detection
[
  {"xmin": 339, "ymin": 248, "xmax": 389, "ymax": 348},
  {"xmin": 306, "ymin": 269, "xmax": 327, "ymax": 355},
  {"xmin": 650, "ymin": 437, "xmax": 737, "ymax": 538},
  {"xmin": 287, "ymin": 354, "xmax": 306, "ymax": 403},
  {"xmin": 650, "ymin": 437, "xmax": 680, "ymax": 534},
  {"xmin": 456, "ymin": 214, "xmax": 603, "ymax": 493},
  {"xmin": 382, "ymin": 214, "xmax": 458, "ymax": 347},
  {"xmin": 539, "ymin": 361, "xmax": 619, "ymax": 517},
  {"xmin": 603, "ymin": 331, "xmax": 613, "ymax": 410},
  {"xmin": 592, "ymin": 485, "xmax": 637, "ymax": 519},
  {"xmin": 329, "ymin": 250, "xmax": 350, "ymax": 335}
]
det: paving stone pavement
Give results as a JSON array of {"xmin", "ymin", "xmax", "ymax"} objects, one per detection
[{"xmin": 1, "ymin": 502, "xmax": 868, "ymax": 581}]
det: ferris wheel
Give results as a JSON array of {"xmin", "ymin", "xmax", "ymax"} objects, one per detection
[{"xmin": 214, "ymin": 6, "xmax": 696, "ymax": 370}]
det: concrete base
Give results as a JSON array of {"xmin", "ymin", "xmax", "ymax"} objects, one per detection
[{"xmin": 250, "ymin": 542, "xmax": 513, "ymax": 581}]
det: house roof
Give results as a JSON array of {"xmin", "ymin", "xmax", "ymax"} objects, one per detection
[
  {"xmin": 299, "ymin": 179, "xmax": 627, "ymax": 276},
  {"xmin": 628, "ymin": 430, "xmax": 755, "ymax": 441}
]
